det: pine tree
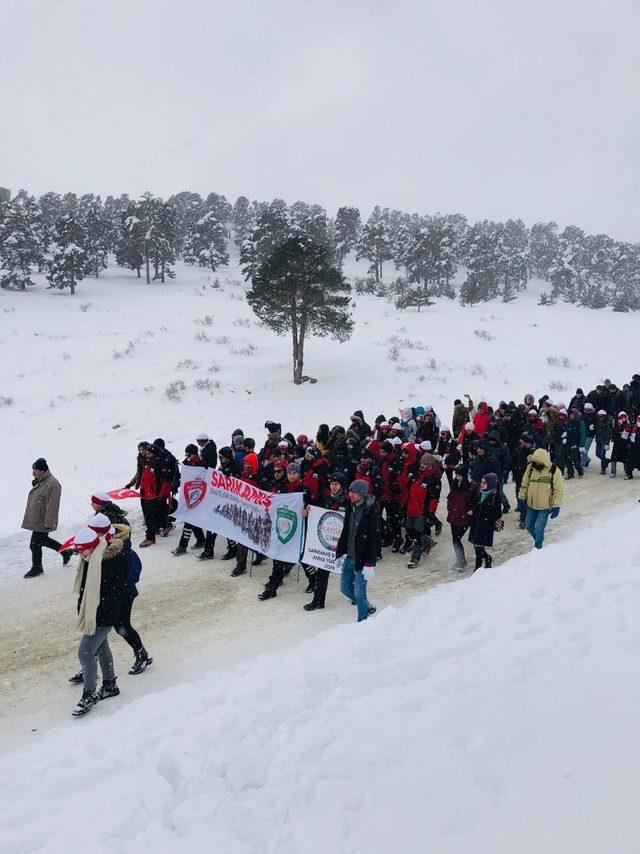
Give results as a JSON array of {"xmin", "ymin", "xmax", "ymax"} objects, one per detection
[
  {"xmin": 247, "ymin": 236, "xmax": 353, "ymax": 384},
  {"xmin": 496, "ymin": 219, "xmax": 529, "ymax": 298},
  {"xmin": 610, "ymin": 242, "xmax": 640, "ymax": 311},
  {"xmin": 232, "ymin": 196, "xmax": 253, "ymax": 249},
  {"xmin": 150, "ymin": 199, "xmax": 178, "ymax": 282},
  {"xmin": 0, "ymin": 192, "xmax": 43, "ymax": 290},
  {"xmin": 240, "ymin": 199, "xmax": 290, "ymax": 279},
  {"xmin": 356, "ymin": 205, "xmax": 392, "ymax": 283},
  {"xmin": 78, "ymin": 194, "xmax": 109, "ymax": 277},
  {"xmin": 579, "ymin": 233, "xmax": 613, "ymax": 308},
  {"xmin": 289, "ymin": 202, "xmax": 333, "ymax": 253},
  {"xmin": 529, "ymin": 222, "xmax": 559, "ymax": 279},
  {"xmin": 115, "ymin": 202, "xmax": 145, "ymax": 277},
  {"xmin": 548, "ymin": 226, "xmax": 588, "ymax": 303},
  {"xmin": 334, "ymin": 206, "xmax": 361, "ymax": 262},
  {"xmin": 168, "ymin": 191, "xmax": 204, "ymax": 255},
  {"xmin": 37, "ymin": 192, "xmax": 63, "ymax": 268},
  {"xmin": 459, "ymin": 223, "xmax": 499, "ymax": 304},
  {"xmin": 46, "ymin": 213, "xmax": 87, "ymax": 295},
  {"xmin": 395, "ymin": 281, "xmax": 434, "ymax": 311},
  {"xmin": 183, "ymin": 205, "xmax": 229, "ymax": 272}
]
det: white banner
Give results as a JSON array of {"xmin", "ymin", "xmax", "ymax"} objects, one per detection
[
  {"xmin": 174, "ymin": 466, "xmax": 304, "ymax": 563},
  {"xmin": 301, "ymin": 504, "xmax": 345, "ymax": 572}
]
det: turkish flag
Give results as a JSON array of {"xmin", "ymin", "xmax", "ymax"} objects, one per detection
[
  {"xmin": 57, "ymin": 536, "xmax": 76, "ymax": 553},
  {"xmin": 107, "ymin": 488, "xmax": 141, "ymax": 500}
]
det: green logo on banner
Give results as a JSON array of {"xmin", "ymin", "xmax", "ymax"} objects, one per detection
[{"xmin": 276, "ymin": 507, "xmax": 298, "ymax": 544}]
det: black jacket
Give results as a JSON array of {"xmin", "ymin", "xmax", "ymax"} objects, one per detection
[
  {"xmin": 100, "ymin": 501, "xmax": 129, "ymax": 525},
  {"xmin": 77, "ymin": 541, "xmax": 128, "ymax": 629},
  {"xmin": 200, "ymin": 440, "xmax": 218, "ymax": 470},
  {"xmin": 335, "ymin": 495, "xmax": 379, "ymax": 570},
  {"xmin": 468, "ymin": 490, "xmax": 502, "ymax": 548}
]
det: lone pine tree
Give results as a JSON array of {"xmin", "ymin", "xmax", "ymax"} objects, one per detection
[{"xmin": 247, "ymin": 236, "xmax": 353, "ymax": 384}]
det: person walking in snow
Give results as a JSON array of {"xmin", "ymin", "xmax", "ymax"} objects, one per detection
[
  {"xmin": 518, "ymin": 448, "xmax": 563, "ymax": 550},
  {"xmin": 22, "ymin": 458, "xmax": 73, "ymax": 578},
  {"xmin": 564, "ymin": 409, "xmax": 586, "ymax": 479},
  {"xmin": 303, "ymin": 473, "xmax": 349, "ymax": 612},
  {"xmin": 610, "ymin": 412, "xmax": 631, "ymax": 478},
  {"xmin": 451, "ymin": 395, "xmax": 474, "ymax": 436},
  {"xmin": 69, "ymin": 526, "xmax": 127, "ymax": 716},
  {"xmin": 446, "ymin": 463, "xmax": 478, "ymax": 571},
  {"xmin": 468, "ymin": 472, "xmax": 503, "ymax": 571},
  {"xmin": 69, "ymin": 513, "xmax": 152, "ymax": 684},
  {"xmin": 335, "ymin": 480, "xmax": 378, "ymax": 622}
]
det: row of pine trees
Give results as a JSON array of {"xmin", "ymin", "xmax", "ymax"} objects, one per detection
[{"xmin": 0, "ymin": 187, "xmax": 638, "ymax": 310}]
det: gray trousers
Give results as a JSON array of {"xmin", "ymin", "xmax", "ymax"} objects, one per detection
[{"xmin": 78, "ymin": 626, "xmax": 115, "ymax": 692}]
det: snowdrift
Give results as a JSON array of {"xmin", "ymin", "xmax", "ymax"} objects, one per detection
[{"xmin": 1, "ymin": 502, "xmax": 639, "ymax": 853}]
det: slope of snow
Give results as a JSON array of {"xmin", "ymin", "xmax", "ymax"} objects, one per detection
[
  {"xmin": 1, "ymin": 500, "xmax": 639, "ymax": 853},
  {"xmin": 1, "ymin": 251, "xmax": 636, "ymax": 544}
]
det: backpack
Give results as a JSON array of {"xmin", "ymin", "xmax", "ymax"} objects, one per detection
[{"xmin": 130, "ymin": 549, "xmax": 142, "ymax": 583}]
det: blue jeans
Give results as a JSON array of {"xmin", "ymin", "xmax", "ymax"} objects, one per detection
[
  {"xmin": 340, "ymin": 556, "xmax": 371, "ymax": 622},
  {"xmin": 595, "ymin": 441, "xmax": 610, "ymax": 472},
  {"xmin": 582, "ymin": 437, "xmax": 593, "ymax": 467},
  {"xmin": 525, "ymin": 507, "xmax": 552, "ymax": 549}
]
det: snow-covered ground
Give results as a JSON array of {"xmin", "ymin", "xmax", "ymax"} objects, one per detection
[
  {"xmin": 0, "ymin": 250, "xmax": 637, "ymax": 546},
  {"xmin": 2, "ymin": 498, "xmax": 639, "ymax": 853}
]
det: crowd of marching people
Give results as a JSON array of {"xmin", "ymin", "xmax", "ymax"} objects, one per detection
[{"xmin": 20, "ymin": 374, "xmax": 640, "ymax": 716}]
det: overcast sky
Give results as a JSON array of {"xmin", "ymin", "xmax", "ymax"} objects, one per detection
[{"xmin": 1, "ymin": 0, "xmax": 638, "ymax": 240}]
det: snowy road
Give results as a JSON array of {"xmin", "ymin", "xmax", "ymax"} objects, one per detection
[{"xmin": 0, "ymin": 469, "xmax": 636, "ymax": 752}]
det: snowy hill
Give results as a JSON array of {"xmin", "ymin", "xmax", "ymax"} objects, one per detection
[
  {"xmin": 1, "ymin": 252, "xmax": 637, "ymax": 544},
  {"xmin": 1, "ymin": 500, "xmax": 639, "ymax": 853}
]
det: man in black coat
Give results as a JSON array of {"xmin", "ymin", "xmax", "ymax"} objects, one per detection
[
  {"xmin": 196, "ymin": 432, "xmax": 218, "ymax": 469},
  {"xmin": 335, "ymin": 480, "xmax": 379, "ymax": 622}
]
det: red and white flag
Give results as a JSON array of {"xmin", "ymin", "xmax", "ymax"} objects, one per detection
[{"xmin": 107, "ymin": 488, "xmax": 140, "ymax": 500}]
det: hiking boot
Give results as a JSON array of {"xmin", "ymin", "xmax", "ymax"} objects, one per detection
[
  {"xmin": 391, "ymin": 541, "xmax": 402, "ymax": 553},
  {"xmin": 502, "ymin": 503, "xmax": 511, "ymax": 513},
  {"xmin": 303, "ymin": 600, "xmax": 324, "ymax": 611},
  {"xmin": 305, "ymin": 581, "xmax": 315, "ymax": 593},
  {"xmin": 424, "ymin": 537, "xmax": 437, "ymax": 555},
  {"xmin": 129, "ymin": 647, "xmax": 153, "ymax": 675},
  {"xmin": 171, "ymin": 545, "xmax": 187, "ymax": 556},
  {"xmin": 68, "ymin": 670, "xmax": 84, "ymax": 684},
  {"xmin": 198, "ymin": 551, "xmax": 214, "ymax": 561},
  {"xmin": 252, "ymin": 553, "xmax": 265, "ymax": 566},
  {"xmin": 24, "ymin": 566, "xmax": 44, "ymax": 578},
  {"xmin": 366, "ymin": 606, "xmax": 377, "ymax": 617},
  {"xmin": 139, "ymin": 539, "xmax": 155, "ymax": 548},
  {"xmin": 484, "ymin": 554, "xmax": 493, "ymax": 569},
  {"xmin": 221, "ymin": 547, "xmax": 237, "ymax": 561},
  {"xmin": 407, "ymin": 557, "xmax": 421, "ymax": 569},
  {"xmin": 72, "ymin": 689, "xmax": 97, "ymax": 717},
  {"xmin": 231, "ymin": 566, "xmax": 246, "ymax": 577},
  {"xmin": 96, "ymin": 679, "xmax": 120, "ymax": 701},
  {"xmin": 162, "ymin": 524, "xmax": 176, "ymax": 537},
  {"xmin": 258, "ymin": 584, "xmax": 277, "ymax": 601}
]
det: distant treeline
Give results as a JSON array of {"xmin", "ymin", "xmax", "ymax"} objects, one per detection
[{"xmin": 0, "ymin": 187, "xmax": 637, "ymax": 309}]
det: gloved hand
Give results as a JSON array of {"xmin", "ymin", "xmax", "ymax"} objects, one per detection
[
  {"xmin": 579, "ymin": 447, "xmax": 585, "ymax": 453},
  {"xmin": 363, "ymin": 564, "xmax": 375, "ymax": 582},
  {"xmin": 517, "ymin": 498, "xmax": 526, "ymax": 513},
  {"xmin": 550, "ymin": 507, "xmax": 560, "ymax": 519}
]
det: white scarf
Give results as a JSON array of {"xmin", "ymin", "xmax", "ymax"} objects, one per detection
[{"xmin": 74, "ymin": 538, "xmax": 107, "ymax": 636}]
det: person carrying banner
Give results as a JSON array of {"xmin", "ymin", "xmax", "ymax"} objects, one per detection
[
  {"xmin": 335, "ymin": 480, "xmax": 379, "ymax": 622},
  {"xmin": 258, "ymin": 462, "xmax": 310, "ymax": 600},
  {"xmin": 303, "ymin": 473, "xmax": 348, "ymax": 612}
]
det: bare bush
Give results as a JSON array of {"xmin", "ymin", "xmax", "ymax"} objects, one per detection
[
  {"xmin": 194, "ymin": 331, "xmax": 211, "ymax": 343},
  {"xmin": 165, "ymin": 380, "xmax": 187, "ymax": 401},
  {"xmin": 195, "ymin": 315, "xmax": 214, "ymax": 326},
  {"xmin": 77, "ymin": 389, "xmax": 92, "ymax": 399},
  {"xmin": 548, "ymin": 379, "xmax": 569, "ymax": 392},
  {"xmin": 113, "ymin": 340, "xmax": 136, "ymax": 359},
  {"xmin": 0, "ymin": 395, "xmax": 14, "ymax": 406},
  {"xmin": 194, "ymin": 377, "xmax": 222, "ymax": 392},
  {"xmin": 470, "ymin": 364, "xmax": 486, "ymax": 377},
  {"xmin": 230, "ymin": 343, "xmax": 257, "ymax": 357},
  {"xmin": 546, "ymin": 355, "xmax": 571, "ymax": 369},
  {"xmin": 208, "ymin": 364, "xmax": 220, "ymax": 373},
  {"xmin": 79, "ymin": 302, "xmax": 91, "ymax": 312},
  {"xmin": 425, "ymin": 357, "xmax": 438, "ymax": 371},
  {"xmin": 215, "ymin": 335, "xmax": 229, "ymax": 345},
  {"xmin": 232, "ymin": 317, "xmax": 251, "ymax": 327},
  {"xmin": 229, "ymin": 292, "xmax": 244, "ymax": 301},
  {"xmin": 474, "ymin": 328, "xmax": 495, "ymax": 341},
  {"xmin": 176, "ymin": 358, "xmax": 199, "ymax": 370},
  {"xmin": 62, "ymin": 352, "xmax": 72, "ymax": 361}
]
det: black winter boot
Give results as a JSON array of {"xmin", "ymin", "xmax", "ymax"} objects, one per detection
[
  {"xmin": 24, "ymin": 566, "xmax": 44, "ymax": 578},
  {"xmin": 72, "ymin": 689, "xmax": 97, "ymax": 717},
  {"xmin": 96, "ymin": 679, "xmax": 120, "ymax": 701},
  {"xmin": 129, "ymin": 647, "xmax": 153, "ymax": 675},
  {"xmin": 221, "ymin": 546, "xmax": 237, "ymax": 561},
  {"xmin": 258, "ymin": 584, "xmax": 277, "ymax": 601},
  {"xmin": 68, "ymin": 670, "xmax": 84, "ymax": 684}
]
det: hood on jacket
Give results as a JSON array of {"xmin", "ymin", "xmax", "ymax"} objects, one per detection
[
  {"xmin": 529, "ymin": 448, "xmax": 552, "ymax": 469},
  {"xmin": 351, "ymin": 410, "xmax": 364, "ymax": 424},
  {"xmin": 400, "ymin": 407, "xmax": 414, "ymax": 421}
]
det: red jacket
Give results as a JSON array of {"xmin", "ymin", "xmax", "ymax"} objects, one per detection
[
  {"xmin": 302, "ymin": 458, "xmax": 329, "ymax": 504},
  {"xmin": 140, "ymin": 463, "xmax": 161, "ymax": 499},
  {"xmin": 406, "ymin": 469, "xmax": 441, "ymax": 517},
  {"xmin": 473, "ymin": 403, "xmax": 490, "ymax": 437}
]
